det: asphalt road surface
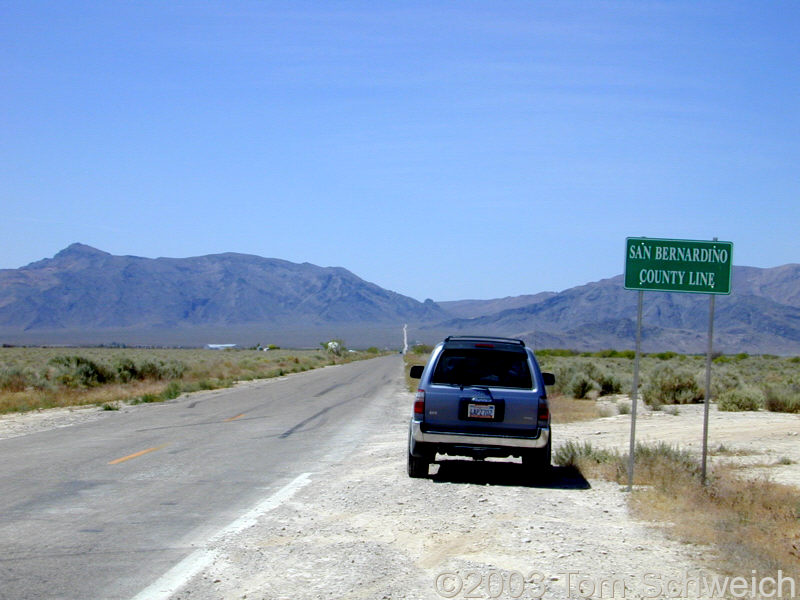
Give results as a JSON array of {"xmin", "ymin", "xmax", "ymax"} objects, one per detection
[{"xmin": 0, "ymin": 354, "xmax": 404, "ymax": 600}]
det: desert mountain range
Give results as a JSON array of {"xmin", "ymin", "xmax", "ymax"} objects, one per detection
[{"xmin": 0, "ymin": 244, "xmax": 797, "ymax": 353}]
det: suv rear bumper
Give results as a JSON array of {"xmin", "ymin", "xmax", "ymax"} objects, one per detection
[{"xmin": 410, "ymin": 420, "xmax": 549, "ymax": 450}]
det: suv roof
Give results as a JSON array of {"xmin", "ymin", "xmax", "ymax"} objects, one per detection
[{"xmin": 443, "ymin": 336, "xmax": 526, "ymax": 349}]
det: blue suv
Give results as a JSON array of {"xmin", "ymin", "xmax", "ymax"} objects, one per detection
[{"xmin": 407, "ymin": 336, "xmax": 555, "ymax": 478}]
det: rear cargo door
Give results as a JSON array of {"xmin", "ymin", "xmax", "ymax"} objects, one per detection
[{"xmin": 422, "ymin": 345, "xmax": 540, "ymax": 435}]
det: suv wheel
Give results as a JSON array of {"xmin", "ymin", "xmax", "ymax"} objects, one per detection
[
  {"xmin": 522, "ymin": 440, "xmax": 551, "ymax": 472},
  {"xmin": 407, "ymin": 451, "xmax": 430, "ymax": 478}
]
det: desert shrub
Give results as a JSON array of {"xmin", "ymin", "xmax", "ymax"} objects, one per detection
[
  {"xmin": 764, "ymin": 385, "xmax": 800, "ymax": 414},
  {"xmin": 113, "ymin": 357, "xmax": 140, "ymax": 382},
  {"xmin": 0, "ymin": 367, "xmax": 34, "ymax": 392},
  {"xmin": 709, "ymin": 367, "xmax": 742, "ymax": 397},
  {"xmin": 552, "ymin": 360, "xmax": 603, "ymax": 398},
  {"xmin": 597, "ymin": 372, "xmax": 622, "ymax": 396},
  {"xmin": 137, "ymin": 359, "xmax": 186, "ymax": 380},
  {"xmin": 714, "ymin": 353, "xmax": 749, "ymax": 364},
  {"xmin": 163, "ymin": 359, "xmax": 187, "ymax": 379},
  {"xmin": 716, "ymin": 386, "xmax": 764, "ymax": 412},
  {"xmin": 642, "ymin": 365, "xmax": 704, "ymax": 406},
  {"xmin": 366, "ymin": 346, "xmax": 380, "ymax": 354},
  {"xmin": 132, "ymin": 393, "xmax": 162, "ymax": 404},
  {"xmin": 593, "ymin": 349, "xmax": 635, "ymax": 359},
  {"xmin": 162, "ymin": 381, "xmax": 182, "ymax": 400},
  {"xmin": 551, "ymin": 364, "xmax": 574, "ymax": 392},
  {"xmin": 591, "ymin": 349, "xmax": 634, "ymax": 359},
  {"xmin": 49, "ymin": 355, "xmax": 114, "ymax": 387},
  {"xmin": 617, "ymin": 401, "xmax": 631, "ymax": 415},
  {"xmin": 567, "ymin": 372, "xmax": 599, "ymax": 399},
  {"xmin": 411, "ymin": 344, "xmax": 433, "ymax": 355},
  {"xmin": 138, "ymin": 360, "xmax": 163, "ymax": 380},
  {"xmin": 598, "ymin": 404, "xmax": 617, "ymax": 417},
  {"xmin": 650, "ymin": 351, "xmax": 679, "ymax": 360},
  {"xmin": 537, "ymin": 348, "xmax": 578, "ymax": 357}
]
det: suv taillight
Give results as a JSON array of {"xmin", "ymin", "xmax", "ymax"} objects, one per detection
[
  {"xmin": 413, "ymin": 389, "xmax": 425, "ymax": 416},
  {"xmin": 537, "ymin": 399, "xmax": 550, "ymax": 427}
]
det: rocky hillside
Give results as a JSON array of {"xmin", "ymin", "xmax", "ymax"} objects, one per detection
[{"xmin": 0, "ymin": 244, "xmax": 446, "ymax": 332}]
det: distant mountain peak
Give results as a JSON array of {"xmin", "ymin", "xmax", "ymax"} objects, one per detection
[{"xmin": 54, "ymin": 243, "xmax": 110, "ymax": 259}]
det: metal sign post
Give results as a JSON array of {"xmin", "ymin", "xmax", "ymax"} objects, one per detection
[
  {"xmin": 624, "ymin": 237, "xmax": 732, "ymax": 490},
  {"xmin": 627, "ymin": 290, "xmax": 643, "ymax": 492},
  {"xmin": 701, "ymin": 293, "xmax": 716, "ymax": 484}
]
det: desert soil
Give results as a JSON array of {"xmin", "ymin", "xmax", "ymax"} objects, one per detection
[{"xmin": 2, "ymin": 383, "xmax": 799, "ymax": 599}]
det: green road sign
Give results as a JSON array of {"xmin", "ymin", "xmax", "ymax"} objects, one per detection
[{"xmin": 625, "ymin": 237, "xmax": 733, "ymax": 294}]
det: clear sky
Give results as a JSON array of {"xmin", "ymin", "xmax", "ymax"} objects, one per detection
[{"xmin": 2, "ymin": 1, "xmax": 798, "ymax": 301}]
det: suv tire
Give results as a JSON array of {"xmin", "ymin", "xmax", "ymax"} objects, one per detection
[
  {"xmin": 522, "ymin": 439, "xmax": 551, "ymax": 472},
  {"xmin": 407, "ymin": 451, "xmax": 430, "ymax": 478}
]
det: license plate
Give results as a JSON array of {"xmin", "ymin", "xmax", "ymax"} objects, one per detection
[{"xmin": 467, "ymin": 403, "xmax": 495, "ymax": 419}]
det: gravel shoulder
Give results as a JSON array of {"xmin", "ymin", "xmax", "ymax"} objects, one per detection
[{"xmin": 0, "ymin": 403, "xmax": 111, "ymax": 439}]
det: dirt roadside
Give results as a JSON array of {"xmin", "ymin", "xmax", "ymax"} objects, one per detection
[
  {"xmin": 569, "ymin": 397, "xmax": 800, "ymax": 487},
  {"xmin": 3, "ymin": 379, "xmax": 798, "ymax": 599}
]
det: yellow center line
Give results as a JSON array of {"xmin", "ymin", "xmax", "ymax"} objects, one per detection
[
  {"xmin": 108, "ymin": 443, "xmax": 169, "ymax": 465},
  {"xmin": 225, "ymin": 413, "xmax": 245, "ymax": 422}
]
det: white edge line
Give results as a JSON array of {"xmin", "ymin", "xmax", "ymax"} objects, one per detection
[{"xmin": 129, "ymin": 472, "xmax": 312, "ymax": 600}]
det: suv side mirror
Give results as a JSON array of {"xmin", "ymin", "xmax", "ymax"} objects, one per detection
[
  {"xmin": 542, "ymin": 372, "xmax": 555, "ymax": 386},
  {"xmin": 409, "ymin": 365, "xmax": 424, "ymax": 379}
]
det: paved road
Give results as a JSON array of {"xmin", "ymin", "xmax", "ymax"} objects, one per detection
[{"xmin": 0, "ymin": 355, "xmax": 404, "ymax": 600}]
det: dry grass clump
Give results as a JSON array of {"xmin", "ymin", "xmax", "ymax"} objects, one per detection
[
  {"xmin": 709, "ymin": 443, "xmax": 756, "ymax": 457},
  {"xmin": 635, "ymin": 468, "xmax": 800, "ymax": 578},
  {"xmin": 0, "ymin": 380, "xmax": 168, "ymax": 413},
  {"xmin": 554, "ymin": 440, "xmax": 800, "ymax": 580},
  {"xmin": 764, "ymin": 385, "xmax": 800, "ymax": 413}
]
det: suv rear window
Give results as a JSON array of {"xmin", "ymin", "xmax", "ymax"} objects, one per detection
[{"xmin": 431, "ymin": 349, "xmax": 533, "ymax": 389}]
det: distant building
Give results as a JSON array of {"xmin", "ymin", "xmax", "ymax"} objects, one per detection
[{"xmin": 205, "ymin": 343, "xmax": 238, "ymax": 350}]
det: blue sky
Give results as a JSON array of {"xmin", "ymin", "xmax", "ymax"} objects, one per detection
[{"xmin": 2, "ymin": 1, "xmax": 798, "ymax": 301}]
